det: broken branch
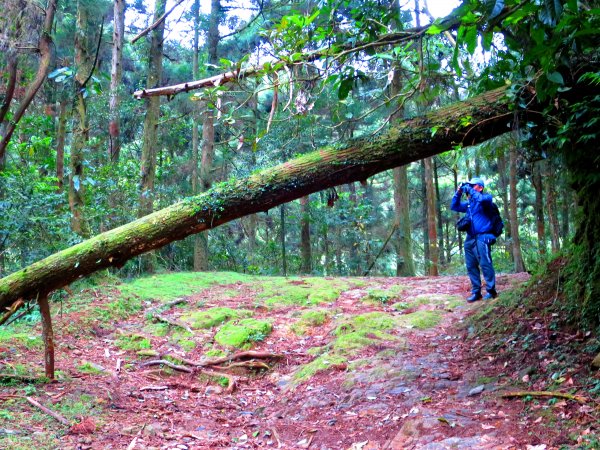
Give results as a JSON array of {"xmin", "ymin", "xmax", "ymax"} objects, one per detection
[
  {"xmin": 26, "ymin": 396, "xmax": 70, "ymax": 425},
  {"xmin": 501, "ymin": 390, "xmax": 587, "ymax": 403}
]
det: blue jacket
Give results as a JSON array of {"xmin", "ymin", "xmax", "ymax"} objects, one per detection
[{"xmin": 451, "ymin": 186, "xmax": 494, "ymax": 237}]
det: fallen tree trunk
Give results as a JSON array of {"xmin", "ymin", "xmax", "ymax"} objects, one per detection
[{"xmin": 0, "ymin": 86, "xmax": 515, "ymax": 310}]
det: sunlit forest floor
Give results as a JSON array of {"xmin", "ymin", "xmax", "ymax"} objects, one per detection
[{"xmin": 0, "ymin": 270, "xmax": 598, "ymax": 449}]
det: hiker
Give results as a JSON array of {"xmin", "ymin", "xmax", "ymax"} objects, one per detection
[{"xmin": 451, "ymin": 177, "xmax": 498, "ymax": 302}]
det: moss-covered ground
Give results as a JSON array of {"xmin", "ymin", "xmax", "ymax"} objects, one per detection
[{"xmin": 0, "ymin": 271, "xmax": 590, "ymax": 449}]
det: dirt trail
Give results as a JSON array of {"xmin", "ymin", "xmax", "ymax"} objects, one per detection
[{"xmin": 1, "ymin": 272, "xmax": 591, "ymax": 449}]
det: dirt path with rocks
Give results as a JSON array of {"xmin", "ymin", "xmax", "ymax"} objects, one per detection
[{"xmin": 3, "ymin": 272, "xmax": 592, "ymax": 449}]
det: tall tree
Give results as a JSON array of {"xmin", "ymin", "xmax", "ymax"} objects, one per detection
[
  {"xmin": 194, "ymin": 0, "xmax": 221, "ymax": 271},
  {"xmin": 300, "ymin": 196, "xmax": 312, "ymax": 274},
  {"xmin": 139, "ymin": 3, "xmax": 166, "ymax": 210},
  {"xmin": 509, "ymin": 144, "xmax": 525, "ymax": 272},
  {"xmin": 532, "ymin": 160, "xmax": 546, "ymax": 256},
  {"xmin": 69, "ymin": 0, "xmax": 94, "ymax": 237},
  {"xmin": 424, "ymin": 157, "xmax": 439, "ymax": 275},
  {"xmin": 108, "ymin": 0, "xmax": 126, "ymax": 162}
]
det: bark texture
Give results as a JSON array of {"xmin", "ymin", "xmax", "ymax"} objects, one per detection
[{"xmin": 0, "ymin": 86, "xmax": 514, "ymax": 309}]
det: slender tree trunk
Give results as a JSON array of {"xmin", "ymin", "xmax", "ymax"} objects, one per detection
[
  {"xmin": 139, "ymin": 0, "xmax": 167, "ymax": 271},
  {"xmin": 434, "ymin": 158, "xmax": 444, "ymax": 265},
  {"xmin": 139, "ymin": 0, "xmax": 166, "ymax": 217},
  {"xmin": 452, "ymin": 169, "xmax": 463, "ymax": 257},
  {"xmin": 194, "ymin": 0, "xmax": 221, "ymax": 271},
  {"xmin": 532, "ymin": 160, "xmax": 546, "ymax": 255},
  {"xmin": 108, "ymin": 0, "xmax": 126, "ymax": 162},
  {"xmin": 300, "ymin": 195, "xmax": 312, "ymax": 274},
  {"xmin": 393, "ymin": 166, "xmax": 415, "ymax": 275},
  {"xmin": 497, "ymin": 151, "xmax": 513, "ymax": 260},
  {"xmin": 38, "ymin": 294, "xmax": 54, "ymax": 379},
  {"xmin": 544, "ymin": 159, "xmax": 561, "ymax": 252},
  {"xmin": 280, "ymin": 204, "xmax": 287, "ymax": 276},
  {"xmin": 424, "ymin": 157, "xmax": 439, "ymax": 275},
  {"xmin": 69, "ymin": 1, "xmax": 92, "ymax": 237},
  {"xmin": 55, "ymin": 98, "xmax": 68, "ymax": 192},
  {"xmin": 420, "ymin": 160, "xmax": 430, "ymax": 272},
  {"xmin": 509, "ymin": 145, "xmax": 526, "ymax": 272},
  {"xmin": 191, "ymin": 0, "xmax": 204, "ymax": 271}
]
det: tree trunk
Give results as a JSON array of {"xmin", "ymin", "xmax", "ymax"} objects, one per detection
[
  {"xmin": 139, "ymin": 0, "xmax": 167, "ymax": 271},
  {"xmin": 497, "ymin": 151, "xmax": 513, "ymax": 260},
  {"xmin": 509, "ymin": 144, "xmax": 526, "ymax": 272},
  {"xmin": 434, "ymin": 158, "xmax": 445, "ymax": 265},
  {"xmin": 55, "ymin": 98, "xmax": 68, "ymax": 192},
  {"xmin": 38, "ymin": 294, "xmax": 54, "ymax": 379},
  {"xmin": 139, "ymin": 0, "xmax": 166, "ymax": 217},
  {"xmin": 0, "ymin": 86, "xmax": 517, "ymax": 309},
  {"xmin": 0, "ymin": 0, "xmax": 57, "ymax": 166},
  {"xmin": 280, "ymin": 204, "xmax": 287, "ymax": 276},
  {"xmin": 108, "ymin": 0, "xmax": 126, "ymax": 162},
  {"xmin": 532, "ymin": 160, "xmax": 546, "ymax": 256},
  {"xmin": 194, "ymin": 0, "xmax": 220, "ymax": 272},
  {"xmin": 393, "ymin": 166, "xmax": 415, "ymax": 276},
  {"xmin": 424, "ymin": 157, "xmax": 439, "ymax": 275},
  {"xmin": 300, "ymin": 196, "xmax": 312, "ymax": 274},
  {"xmin": 544, "ymin": 159, "xmax": 561, "ymax": 252},
  {"xmin": 69, "ymin": 1, "xmax": 92, "ymax": 237}
]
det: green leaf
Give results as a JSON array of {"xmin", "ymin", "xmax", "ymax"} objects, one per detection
[
  {"xmin": 547, "ymin": 71, "xmax": 564, "ymax": 85},
  {"xmin": 338, "ymin": 77, "xmax": 353, "ymax": 100}
]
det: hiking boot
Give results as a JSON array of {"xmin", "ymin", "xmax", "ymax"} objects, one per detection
[
  {"xmin": 466, "ymin": 293, "xmax": 482, "ymax": 302},
  {"xmin": 483, "ymin": 290, "xmax": 498, "ymax": 300}
]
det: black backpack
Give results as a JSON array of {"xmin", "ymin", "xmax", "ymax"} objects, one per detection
[{"xmin": 487, "ymin": 202, "xmax": 504, "ymax": 237}]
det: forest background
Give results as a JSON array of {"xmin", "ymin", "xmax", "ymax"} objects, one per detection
[{"xmin": 0, "ymin": 0, "xmax": 598, "ymax": 328}]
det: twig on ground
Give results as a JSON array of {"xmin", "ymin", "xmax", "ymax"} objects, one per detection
[
  {"xmin": 26, "ymin": 396, "xmax": 70, "ymax": 425},
  {"xmin": 151, "ymin": 313, "xmax": 193, "ymax": 333},
  {"xmin": 139, "ymin": 359, "xmax": 192, "ymax": 373},
  {"xmin": 501, "ymin": 390, "xmax": 587, "ymax": 403}
]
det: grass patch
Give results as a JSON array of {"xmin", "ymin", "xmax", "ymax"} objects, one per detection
[
  {"xmin": 290, "ymin": 309, "xmax": 330, "ymax": 335},
  {"xmin": 0, "ymin": 328, "xmax": 42, "ymax": 350},
  {"xmin": 397, "ymin": 310, "xmax": 443, "ymax": 329},
  {"xmin": 214, "ymin": 318, "xmax": 272, "ymax": 348},
  {"xmin": 362, "ymin": 285, "xmax": 407, "ymax": 305},
  {"xmin": 115, "ymin": 333, "xmax": 152, "ymax": 351},
  {"xmin": 256, "ymin": 277, "xmax": 351, "ymax": 307},
  {"xmin": 294, "ymin": 353, "xmax": 347, "ymax": 382},
  {"xmin": 118, "ymin": 272, "xmax": 255, "ymax": 302},
  {"xmin": 181, "ymin": 307, "xmax": 252, "ymax": 329},
  {"xmin": 77, "ymin": 362, "xmax": 106, "ymax": 375}
]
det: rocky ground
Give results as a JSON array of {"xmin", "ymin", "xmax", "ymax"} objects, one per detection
[{"xmin": 0, "ymin": 271, "xmax": 598, "ymax": 449}]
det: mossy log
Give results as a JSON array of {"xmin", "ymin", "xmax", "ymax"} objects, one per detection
[{"xmin": 0, "ymin": 86, "xmax": 515, "ymax": 310}]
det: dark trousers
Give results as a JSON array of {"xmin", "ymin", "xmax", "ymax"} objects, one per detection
[{"xmin": 464, "ymin": 235, "xmax": 496, "ymax": 294}]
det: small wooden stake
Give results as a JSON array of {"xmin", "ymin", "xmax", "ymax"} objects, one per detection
[{"xmin": 37, "ymin": 293, "xmax": 55, "ymax": 379}]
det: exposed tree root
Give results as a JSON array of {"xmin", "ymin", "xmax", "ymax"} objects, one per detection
[
  {"xmin": 501, "ymin": 390, "xmax": 587, "ymax": 403},
  {"xmin": 139, "ymin": 351, "xmax": 282, "ymax": 393}
]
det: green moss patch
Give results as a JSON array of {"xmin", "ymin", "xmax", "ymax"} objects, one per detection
[
  {"xmin": 290, "ymin": 309, "xmax": 330, "ymax": 335},
  {"xmin": 256, "ymin": 277, "xmax": 351, "ymax": 307},
  {"xmin": 397, "ymin": 310, "xmax": 443, "ymax": 329},
  {"xmin": 294, "ymin": 353, "xmax": 348, "ymax": 382},
  {"xmin": 331, "ymin": 311, "xmax": 400, "ymax": 354},
  {"xmin": 115, "ymin": 333, "xmax": 152, "ymax": 351},
  {"xmin": 214, "ymin": 318, "xmax": 272, "ymax": 348},
  {"xmin": 362, "ymin": 284, "xmax": 407, "ymax": 305},
  {"xmin": 118, "ymin": 271, "xmax": 255, "ymax": 302},
  {"xmin": 0, "ymin": 329, "xmax": 42, "ymax": 350},
  {"xmin": 181, "ymin": 307, "xmax": 252, "ymax": 329}
]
